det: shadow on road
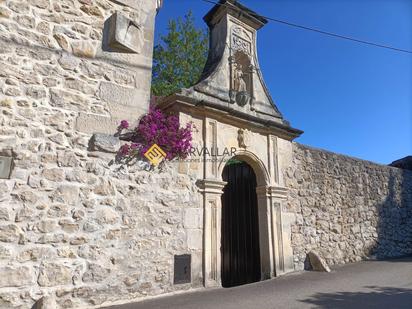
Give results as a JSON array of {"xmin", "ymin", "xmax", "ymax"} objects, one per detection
[{"xmin": 299, "ymin": 286, "xmax": 412, "ymax": 309}]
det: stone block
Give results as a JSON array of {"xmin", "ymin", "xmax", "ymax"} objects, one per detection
[
  {"xmin": 183, "ymin": 208, "xmax": 202, "ymax": 229},
  {"xmin": 82, "ymin": 263, "xmax": 110, "ymax": 283},
  {"xmin": 109, "ymin": 0, "xmax": 142, "ymax": 10},
  {"xmin": 0, "ymin": 224, "xmax": 22, "ymax": 243},
  {"xmin": 187, "ymin": 229, "xmax": 202, "ymax": 250},
  {"xmin": 95, "ymin": 208, "xmax": 119, "ymax": 225},
  {"xmin": 52, "ymin": 185, "xmax": 80, "ymax": 205},
  {"xmin": 71, "ymin": 41, "xmax": 96, "ymax": 58},
  {"xmin": 0, "ymin": 245, "xmax": 12, "ymax": 259},
  {"xmin": 75, "ymin": 113, "xmax": 119, "ymax": 135},
  {"xmin": 33, "ymin": 295, "xmax": 56, "ymax": 309},
  {"xmin": 0, "ymin": 156, "xmax": 13, "ymax": 179},
  {"xmin": 308, "ymin": 251, "xmax": 331, "ymax": 272},
  {"xmin": 42, "ymin": 168, "xmax": 65, "ymax": 182},
  {"xmin": 0, "ymin": 266, "xmax": 34, "ymax": 287},
  {"xmin": 37, "ymin": 220, "xmax": 58, "ymax": 233},
  {"xmin": 99, "ymin": 81, "xmax": 141, "ymax": 107},
  {"xmin": 90, "ymin": 133, "xmax": 120, "ymax": 153},
  {"xmin": 106, "ymin": 12, "xmax": 144, "ymax": 53},
  {"xmin": 37, "ymin": 262, "xmax": 72, "ymax": 287}
]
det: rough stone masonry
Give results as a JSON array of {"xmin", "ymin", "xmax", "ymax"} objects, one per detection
[
  {"xmin": 0, "ymin": 0, "xmax": 411, "ymax": 308},
  {"xmin": 285, "ymin": 144, "xmax": 412, "ymax": 271},
  {"xmin": 0, "ymin": 0, "xmax": 203, "ymax": 308}
]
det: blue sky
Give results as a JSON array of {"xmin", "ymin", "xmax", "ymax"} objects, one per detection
[{"xmin": 155, "ymin": 0, "xmax": 412, "ymax": 164}]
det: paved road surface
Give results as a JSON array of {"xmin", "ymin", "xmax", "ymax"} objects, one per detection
[{"xmin": 103, "ymin": 257, "xmax": 412, "ymax": 309}]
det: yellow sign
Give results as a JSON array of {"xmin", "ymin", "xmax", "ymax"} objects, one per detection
[{"xmin": 144, "ymin": 144, "xmax": 166, "ymax": 166}]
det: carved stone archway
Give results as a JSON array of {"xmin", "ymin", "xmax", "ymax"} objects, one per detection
[
  {"xmin": 197, "ymin": 151, "xmax": 292, "ymax": 287},
  {"xmin": 158, "ymin": 0, "xmax": 302, "ymax": 289}
]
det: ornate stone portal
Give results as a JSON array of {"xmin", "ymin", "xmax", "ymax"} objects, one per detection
[{"xmin": 159, "ymin": 0, "xmax": 303, "ymax": 288}]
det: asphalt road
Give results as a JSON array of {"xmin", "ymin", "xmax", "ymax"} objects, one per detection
[{"xmin": 103, "ymin": 257, "xmax": 412, "ymax": 309}]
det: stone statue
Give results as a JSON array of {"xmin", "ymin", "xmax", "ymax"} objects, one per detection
[
  {"xmin": 237, "ymin": 129, "xmax": 248, "ymax": 148},
  {"xmin": 234, "ymin": 63, "xmax": 247, "ymax": 92}
]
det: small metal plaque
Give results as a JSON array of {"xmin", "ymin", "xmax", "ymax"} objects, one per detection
[
  {"xmin": 174, "ymin": 254, "xmax": 191, "ymax": 284},
  {"xmin": 0, "ymin": 156, "xmax": 13, "ymax": 179}
]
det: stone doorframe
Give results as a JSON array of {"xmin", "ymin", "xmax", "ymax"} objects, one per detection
[{"xmin": 197, "ymin": 151, "xmax": 290, "ymax": 288}]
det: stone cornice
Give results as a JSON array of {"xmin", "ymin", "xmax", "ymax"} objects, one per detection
[
  {"xmin": 158, "ymin": 94, "xmax": 303, "ymax": 141},
  {"xmin": 256, "ymin": 185, "xmax": 288, "ymax": 199},
  {"xmin": 196, "ymin": 179, "xmax": 227, "ymax": 194}
]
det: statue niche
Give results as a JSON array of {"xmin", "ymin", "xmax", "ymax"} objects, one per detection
[{"xmin": 230, "ymin": 51, "xmax": 253, "ymax": 107}]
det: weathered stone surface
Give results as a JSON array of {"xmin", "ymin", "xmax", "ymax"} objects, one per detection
[
  {"xmin": 123, "ymin": 273, "xmax": 139, "ymax": 286},
  {"xmin": 15, "ymin": 206, "xmax": 38, "ymax": 222},
  {"xmin": 187, "ymin": 229, "xmax": 203, "ymax": 250},
  {"xmin": 33, "ymin": 295, "xmax": 56, "ymax": 309},
  {"xmin": 42, "ymin": 168, "xmax": 65, "ymax": 182},
  {"xmin": 80, "ymin": 5, "xmax": 103, "ymax": 17},
  {"xmin": 57, "ymin": 151, "xmax": 80, "ymax": 167},
  {"xmin": 50, "ymin": 88, "xmax": 88, "ymax": 111},
  {"xmin": 0, "ymin": 224, "xmax": 22, "ymax": 243},
  {"xmin": 71, "ymin": 41, "xmax": 96, "ymax": 58},
  {"xmin": 75, "ymin": 113, "xmax": 120, "ymax": 134},
  {"xmin": 0, "ymin": 208, "xmax": 10, "ymax": 221},
  {"xmin": 95, "ymin": 208, "xmax": 119, "ymax": 225},
  {"xmin": 82, "ymin": 263, "xmax": 109, "ymax": 283},
  {"xmin": 94, "ymin": 179, "xmax": 116, "ymax": 196},
  {"xmin": 184, "ymin": 208, "xmax": 202, "ymax": 229},
  {"xmin": 59, "ymin": 219, "xmax": 79, "ymax": 233},
  {"xmin": 37, "ymin": 262, "xmax": 72, "ymax": 287},
  {"xmin": 99, "ymin": 81, "xmax": 143, "ymax": 107},
  {"xmin": 65, "ymin": 77, "xmax": 96, "ymax": 95},
  {"xmin": 0, "ymin": 244, "xmax": 11, "ymax": 258},
  {"xmin": 52, "ymin": 185, "xmax": 80, "ymax": 205},
  {"xmin": 58, "ymin": 54, "xmax": 80, "ymax": 71},
  {"xmin": 112, "ymin": 0, "xmax": 142, "ymax": 10},
  {"xmin": 17, "ymin": 247, "xmax": 55, "ymax": 262},
  {"xmin": 53, "ymin": 34, "xmax": 71, "ymax": 52},
  {"xmin": 90, "ymin": 133, "xmax": 120, "ymax": 153},
  {"xmin": 29, "ymin": 0, "xmax": 50, "ymax": 9},
  {"xmin": 285, "ymin": 143, "xmax": 412, "ymax": 270},
  {"xmin": 0, "ymin": 0, "xmax": 199, "ymax": 308},
  {"xmin": 0, "ymin": 6, "xmax": 12, "ymax": 18},
  {"xmin": 37, "ymin": 220, "xmax": 58, "ymax": 233},
  {"xmin": 0, "ymin": 156, "xmax": 13, "ymax": 179},
  {"xmin": 0, "ymin": 266, "xmax": 34, "ymax": 287},
  {"xmin": 107, "ymin": 12, "xmax": 144, "ymax": 53},
  {"xmin": 308, "ymin": 251, "xmax": 331, "ymax": 272}
]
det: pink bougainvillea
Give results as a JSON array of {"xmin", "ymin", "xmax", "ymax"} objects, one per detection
[
  {"xmin": 118, "ymin": 107, "xmax": 194, "ymax": 162},
  {"xmin": 119, "ymin": 120, "xmax": 129, "ymax": 129}
]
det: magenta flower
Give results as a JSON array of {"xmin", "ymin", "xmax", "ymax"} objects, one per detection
[
  {"xmin": 119, "ymin": 120, "xmax": 129, "ymax": 129},
  {"xmin": 117, "ymin": 107, "xmax": 193, "ymax": 163},
  {"xmin": 119, "ymin": 144, "xmax": 130, "ymax": 156}
]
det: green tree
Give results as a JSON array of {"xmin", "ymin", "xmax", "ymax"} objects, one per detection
[{"xmin": 151, "ymin": 11, "xmax": 208, "ymax": 97}]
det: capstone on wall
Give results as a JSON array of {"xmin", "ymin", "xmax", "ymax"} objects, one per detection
[{"xmin": 285, "ymin": 143, "xmax": 412, "ymax": 271}]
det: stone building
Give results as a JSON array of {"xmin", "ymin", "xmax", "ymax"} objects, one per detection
[{"xmin": 0, "ymin": 0, "xmax": 411, "ymax": 308}]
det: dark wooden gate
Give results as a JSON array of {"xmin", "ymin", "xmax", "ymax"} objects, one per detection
[{"xmin": 221, "ymin": 161, "xmax": 261, "ymax": 288}]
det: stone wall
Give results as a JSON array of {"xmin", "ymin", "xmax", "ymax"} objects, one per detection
[
  {"xmin": 0, "ymin": 148, "xmax": 201, "ymax": 308},
  {"xmin": 0, "ymin": 0, "xmax": 159, "ymax": 135},
  {"xmin": 285, "ymin": 143, "xmax": 412, "ymax": 271},
  {"xmin": 0, "ymin": 1, "xmax": 206, "ymax": 308}
]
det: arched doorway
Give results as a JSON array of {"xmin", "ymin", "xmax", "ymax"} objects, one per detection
[{"xmin": 221, "ymin": 160, "xmax": 261, "ymax": 287}]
